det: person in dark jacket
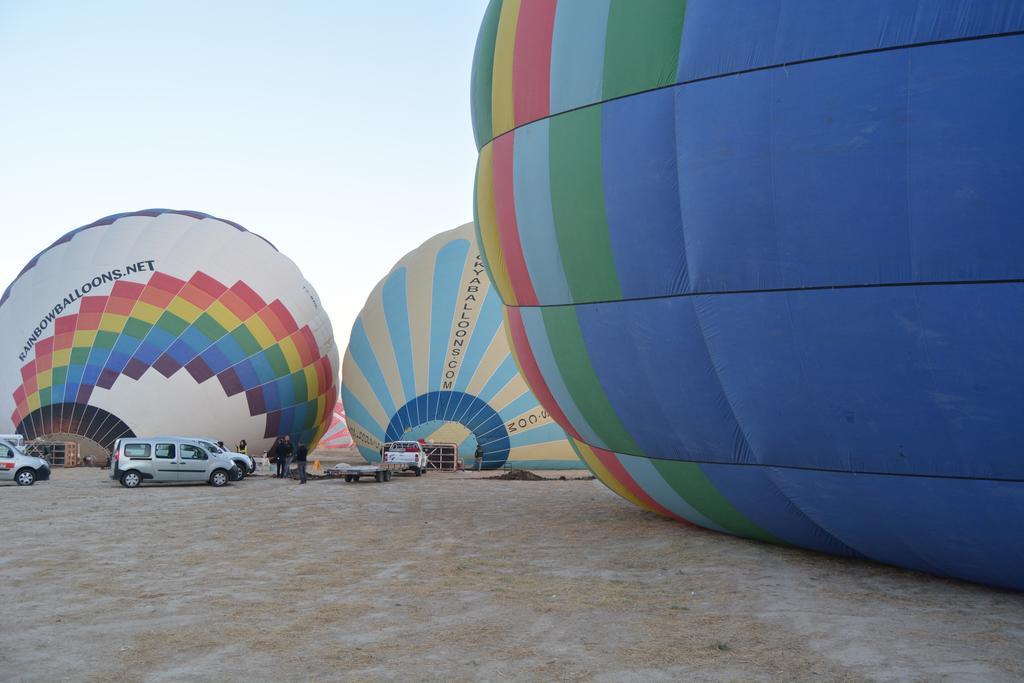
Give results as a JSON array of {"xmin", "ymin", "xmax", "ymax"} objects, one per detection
[
  {"xmin": 295, "ymin": 441, "xmax": 309, "ymax": 484},
  {"xmin": 474, "ymin": 443, "xmax": 484, "ymax": 471},
  {"xmin": 271, "ymin": 437, "xmax": 285, "ymax": 478},
  {"xmin": 279, "ymin": 435, "xmax": 294, "ymax": 478}
]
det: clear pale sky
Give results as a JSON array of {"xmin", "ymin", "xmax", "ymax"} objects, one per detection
[{"xmin": 0, "ymin": 0, "xmax": 488, "ymax": 352}]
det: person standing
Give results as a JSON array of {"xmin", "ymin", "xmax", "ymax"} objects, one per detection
[
  {"xmin": 272, "ymin": 437, "xmax": 285, "ymax": 478},
  {"xmin": 280, "ymin": 435, "xmax": 295, "ymax": 478},
  {"xmin": 474, "ymin": 443, "xmax": 484, "ymax": 471},
  {"xmin": 236, "ymin": 439, "xmax": 247, "ymax": 455},
  {"xmin": 295, "ymin": 440, "xmax": 309, "ymax": 484}
]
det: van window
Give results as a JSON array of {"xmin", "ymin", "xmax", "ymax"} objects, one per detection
[
  {"xmin": 155, "ymin": 444, "xmax": 175, "ymax": 459},
  {"xmin": 180, "ymin": 445, "xmax": 207, "ymax": 461},
  {"xmin": 0, "ymin": 444, "xmax": 10, "ymax": 457},
  {"xmin": 124, "ymin": 444, "xmax": 151, "ymax": 459}
]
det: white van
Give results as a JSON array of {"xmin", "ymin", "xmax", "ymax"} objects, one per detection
[
  {"xmin": 110, "ymin": 437, "xmax": 240, "ymax": 488},
  {"xmin": 0, "ymin": 438, "xmax": 50, "ymax": 486}
]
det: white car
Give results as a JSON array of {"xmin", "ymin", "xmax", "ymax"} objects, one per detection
[
  {"xmin": 381, "ymin": 441, "xmax": 428, "ymax": 476},
  {"xmin": 0, "ymin": 438, "xmax": 50, "ymax": 486},
  {"xmin": 194, "ymin": 439, "xmax": 255, "ymax": 478}
]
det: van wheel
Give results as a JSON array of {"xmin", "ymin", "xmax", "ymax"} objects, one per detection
[
  {"xmin": 15, "ymin": 468, "xmax": 36, "ymax": 486},
  {"xmin": 210, "ymin": 469, "xmax": 229, "ymax": 487},
  {"xmin": 120, "ymin": 471, "xmax": 141, "ymax": 488},
  {"xmin": 233, "ymin": 467, "xmax": 245, "ymax": 481}
]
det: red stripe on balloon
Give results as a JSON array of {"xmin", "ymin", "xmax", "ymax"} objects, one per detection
[
  {"xmin": 512, "ymin": 0, "xmax": 557, "ymax": 126},
  {"xmin": 505, "ymin": 306, "xmax": 581, "ymax": 440},
  {"xmin": 492, "ymin": 134, "xmax": 539, "ymax": 306},
  {"xmin": 590, "ymin": 446, "xmax": 689, "ymax": 524}
]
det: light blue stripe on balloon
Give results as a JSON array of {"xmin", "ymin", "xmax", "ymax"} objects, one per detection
[
  {"xmin": 519, "ymin": 307, "xmax": 608, "ymax": 449},
  {"xmin": 453, "ymin": 287, "xmax": 503, "ymax": 393},
  {"xmin": 549, "ymin": 0, "xmax": 611, "ymax": 113},
  {"xmin": 617, "ymin": 453, "xmax": 729, "ymax": 533},
  {"xmin": 508, "ymin": 421, "xmax": 566, "ymax": 449},
  {"xmin": 513, "ymin": 119, "xmax": 572, "ymax": 304},
  {"xmin": 382, "ymin": 268, "xmax": 416, "ymax": 403},
  {"xmin": 347, "ymin": 320, "xmax": 397, "ymax": 418},
  {"xmin": 341, "ymin": 385, "xmax": 385, "ymax": 441},
  {"xmin": 476, "ymin": 355, "xmax": 519, "ymax": 405},
  {"xmin": 457, "ymin": 432, "xmax": 478, "ymax": 457},
  {"xmin": 497, "ymin": 390, "xmax": 538, "ymax": 424},
  {"xmin": 428, "ymin": 239, "xmax": 470, "ymax": 391},
  {"xmin": 357, "ymin": 444, "xmax": 380, "ymax": 463}
]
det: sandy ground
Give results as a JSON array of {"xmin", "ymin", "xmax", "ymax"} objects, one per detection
[{"xmin": 1, "ymin": 467, "xmax": 1022, "ymax": 682}]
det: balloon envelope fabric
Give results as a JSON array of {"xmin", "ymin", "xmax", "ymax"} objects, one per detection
[
  {"xmin": 471, "ymin": 0, "xmax": 1024, "ymax": 589},
  {"xmin": 341, "ymin": 223, "xmax": 581, "ymax": 470},
  {"xmin": 0, "ymin": 210, "xmax": 339, "ymax": 454},
  {"xmin": 319, "ymin": 399, "xmax": 355, "ymax": 450}
]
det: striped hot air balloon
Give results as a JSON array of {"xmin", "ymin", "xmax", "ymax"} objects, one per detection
[
  {"xmin": 341, "ymin": 223, "xmax": 581, "ymax": 470},
  {"xmin": 319, "ymin": 399, "xmax": 354, "ymax": 450},
  {"xmin": 470, "ymin": 1, "xmax": 1024, "ymax": 589},
  {"xmin": 0, "ymin": 210, "xmax": 339, "ymax": 456}
]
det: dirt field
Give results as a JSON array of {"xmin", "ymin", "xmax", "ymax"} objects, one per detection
[{"xmin": 2, "ymin": 467, "xmax": 1022, "ymax": 682}]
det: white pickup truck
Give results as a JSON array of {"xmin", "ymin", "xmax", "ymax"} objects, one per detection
[{"xmin": 381, "ymin": 440, "xmax": 428, "ymax": 476}]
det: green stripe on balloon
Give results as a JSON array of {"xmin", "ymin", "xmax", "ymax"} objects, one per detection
[
  {"xmin": 548, "ymin": 106, "xmax": 622, "ymax": 303},
  {"xmin": 603, "ymin": 0, "xmax": 687, "ymax": 101},
  {"xmin": 651, "ymin": 459, "xmax": 784, "ymax": 545},
  {"xmin": 471, "ymin": 0, "xmax": 504, "ymax": 149},
  {"xmin": 539, "ymin": 305, "xmax": 638, "ymax": 452}
]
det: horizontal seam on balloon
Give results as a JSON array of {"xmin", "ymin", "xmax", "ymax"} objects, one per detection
[
  {"xmin": 509, "ymin": 278, "xmax": 1024, "ymax": 309},
  {"xmin": 478, "ymin": 28, "xmax": 1024, "ymax": 149},
  {"xmin": 571, "ymin": 451, "xmax": 1024, "ymax": 484}
]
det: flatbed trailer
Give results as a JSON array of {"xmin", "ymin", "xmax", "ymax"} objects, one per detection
[{"xmin": 327, "ymin": 463, "xmax": 404, "ymax": 483}]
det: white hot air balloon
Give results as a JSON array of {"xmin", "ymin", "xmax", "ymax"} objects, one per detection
[{"xmin": 0, "ymin": 209, "xmax": 339, "ymax": 456}]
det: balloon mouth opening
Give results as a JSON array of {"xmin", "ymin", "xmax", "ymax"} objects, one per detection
[
  {"xmin": 384, "ymin": 390, "xmax": 512, "ymax": 469},
  {"xmin": 16, "ymin": 402, "xmax": 134, "ymax": 453}
]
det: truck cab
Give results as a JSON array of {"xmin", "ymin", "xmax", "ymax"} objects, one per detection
[{"xmin": 381, "ymin": 441, "xmax": 428, "ymax": 476}]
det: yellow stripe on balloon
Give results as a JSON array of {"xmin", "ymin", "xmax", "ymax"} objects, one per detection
[
  {"xmin": 506, "ymin": 441, "xmax": 581, "ymax": 465},
  {"xmin": 464, "ymin": 334, "xmax": 506, "ymax": 397},
  {"xmin": 131, "ymin": 302, "xmax": 163, "ymax": 325},
  {"xmin": 98, "ymin": 313, "xmax": 126, "ymax": 334},
  {"xmin": 207, "ymin": 301, "xmax": 242, "ymax": 331},
  {"xmin": 303, "ymin": 365, "xmax": 319, "ymax": 398},
  {"xmin": 490, "ymin": 0, "xmax": 521, "ymax": 138},
  {"xmin": 52, "ymin": 348, "xmax": 72, "ymax": 367},
  {"xmin": 359, "ymin": 286, "xmax": 406, "ymax": 415},
  {"xmin": 489, "ymin": 379, "xmax": 526, "ymax": 414},
  {"xmin": 475, "ymin": 145, "xmax": 516, "ymax": 304},
  {"xmin": 73, "ymin": 330, "xmax": 97, "ymax": 347},
  {"xmin": 278, "ymin": 336, "xmax": 303, "ymax": 373},
  {"xmin": 571, "ymin": 439, "xmax": 653, "ymax": 512},
  {"xmin": 246, "ymin": 316, "xmax": 276, "ymax": 349},
  {"xmin": 339, "ymin": 355, "xmax": 390, "ymax": 431},
  {"xmin": 167, "ymin": 296, "xmax": 202, "ymax": 323}
]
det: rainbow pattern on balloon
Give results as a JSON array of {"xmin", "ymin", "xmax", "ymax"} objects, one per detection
[{"xmin": 11, "ymin": 269, "xmax": 336, "ymax": 446}]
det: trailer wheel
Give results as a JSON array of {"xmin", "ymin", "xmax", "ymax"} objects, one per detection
[
  {"xmin": 344, "ymin": 475, "xmax": 353, "ymax": 482},
  {"xmin": 374, "ymin": 471, "xmax": 383, "ymax": 482},
  {"xmin": 384, "ymin": 470, "xmax": 392, "ymax": 482},
  {"xmin": 352, "ymin": 475, "xmax": 360, "ymax": 482},
  {"xmin": 414, "ymin": 467, "xmax": 422, "ymax": 476}
]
